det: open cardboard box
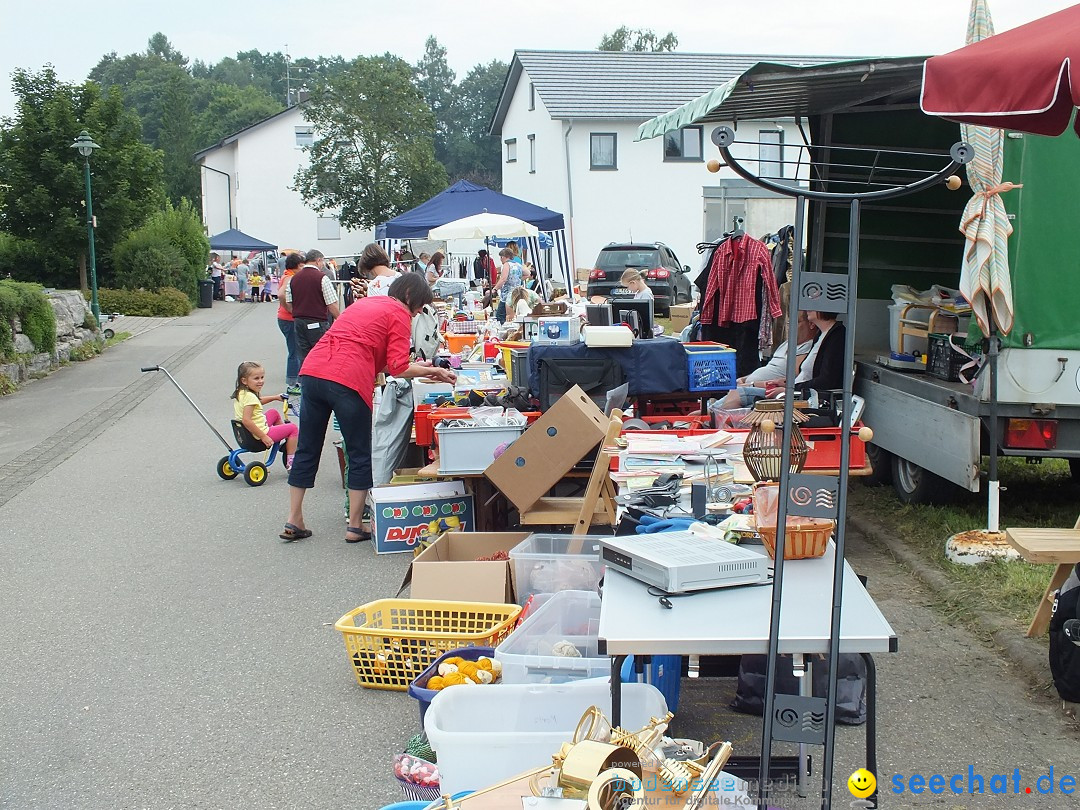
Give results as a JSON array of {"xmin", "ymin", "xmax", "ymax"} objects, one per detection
[
  {"xmin": 400, "ymin": 532, "xmax": 529, "ymax": 602},
  {"xmin": 369, "ymin": 481, "xmax": 475, "ymax": 554},
  {"xmin": 669, "ymin": 302, "xmax": 694, "ymax": 334}
]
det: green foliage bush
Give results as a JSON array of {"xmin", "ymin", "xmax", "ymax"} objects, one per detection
[
  {"xmin": 0, "ymin": 280, "xmax": 57, "ymax": 360},
  {"xmin": 0, "ymin": 233, "xmax": 55, "ymax": 287},
  {"xmin": 93, "ymin": 287, "xmax": 191, "ymax": 318},
  {"xmin": 110, "ymin": 201, "xmax": 209, "ymax": 302}
]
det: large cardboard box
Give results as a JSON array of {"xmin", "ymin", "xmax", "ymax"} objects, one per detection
[
  {"xmin": 369, "ymin": 481, "xmax": 475, "ymax": 554},
  {"xmin": 404, "ymin": 532, "xmax": 530, "ymax": 602},
  {"xmin": 484, "ymin": 386, "xmax": 608, "ymax": 511},
  {"xmin": 669, "ymin": 302, "xmax": 695, "ymax": 334}
]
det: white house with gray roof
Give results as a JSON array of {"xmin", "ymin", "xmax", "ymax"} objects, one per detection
[{"xmin": 490, "ymin": 50, "xmax": 842, "ymax": 276}]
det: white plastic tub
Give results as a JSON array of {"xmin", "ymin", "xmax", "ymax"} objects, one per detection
[
  {"xmin": 510, "ymin": 533, "xmax": 607, "ymax": 605},
  {"xmin": 424, "ymin": 680, "xmax": 667, "ymax": 796},
  {"xmin": 496, "ymin": 590, "xmax": 606, "ymax": 684},
  {"xmin": 435, "ymin": 422, "xmax": 526, "ymax": 474}
]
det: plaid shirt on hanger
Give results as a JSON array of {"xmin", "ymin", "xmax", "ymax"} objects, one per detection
[{"xmin": 700, "ymin": 235, "xmax": 782, "ymax": 327}]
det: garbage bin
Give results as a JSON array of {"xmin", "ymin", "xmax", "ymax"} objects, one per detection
[{"xmin": 197, "ymin": 279, "xmax": 214, "ymax": 308}]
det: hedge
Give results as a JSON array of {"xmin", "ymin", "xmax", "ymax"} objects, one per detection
[
  {"xmin": 0, "ymin": 280, "xmax": 57, "ymax": 361},
  {"xmin": 92, "ymin": 287, "xmax": 192, "ymax": 318}
]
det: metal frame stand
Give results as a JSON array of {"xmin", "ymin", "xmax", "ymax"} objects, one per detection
[{"xmin": 712, "ymin": 127, "xmax": 971, "ymax": 809}]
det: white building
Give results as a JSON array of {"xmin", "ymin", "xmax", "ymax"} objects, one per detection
[
  {"xmin": 194, "ymin": 105, "xmax": 373, "ymax": 258},
  {"xmin": 491, "ymin": 50, "xmax": 841, "ymax": 275}
]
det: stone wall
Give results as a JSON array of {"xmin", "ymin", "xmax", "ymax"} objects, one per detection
[{"xmin": 0, "ymin": 291, "xmax": 99, "ymax": 388}]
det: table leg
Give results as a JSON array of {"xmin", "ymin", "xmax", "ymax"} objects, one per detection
[
  {"xmin": 610, "ymin": 655, "xmax": 627, "ymax": 728},
  {"xmin": 1027, "ymin": 563, "xmax": 1073, "ymax": 638},
  {"xmin": 797, "ymin": 654, "xmax": 809, "ymax": 798},
  {"xmin": 863, "ymin": 653, "xmax": 878, "ymax": 809}
]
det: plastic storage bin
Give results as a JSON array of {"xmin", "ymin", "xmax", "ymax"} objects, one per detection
[
  {"xmin": 424, "ymin": 680, "xmax": 668, "ymax": 796},
  {"xmin": 927, "ymin": 333, "xmax": 974, "ymax": 382},
  {"xmin": 435, "ymin": 422, "xmax": 527, "ymax": 474},
  {"xmin": 684, "ymin": 342, "xmax": 737, "ymax": 392},
  {"xmin": 495, "ymin": 590, "xmax": 606, "ymax": 683},
  {"xmin": 509, "ymin": 533, "xmax": 607, "ymax": 605},
  {"xmin": 335, "ymin": 599, "xmax": 520, "ymax": 691},
  {"xmin": 621, "ymin": 655, "xmax": 683, "ymax": 713},
  {"xmin": 407, "ymin": 646, "xmax": 495, "ymax": 726}
]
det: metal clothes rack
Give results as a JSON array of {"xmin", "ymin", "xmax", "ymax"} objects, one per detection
[{"xmin": 711, "ymin": 126, "xmax": 972, "ymax": 810}]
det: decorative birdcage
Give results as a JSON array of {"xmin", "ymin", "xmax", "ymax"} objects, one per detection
[{"xmin": 739, "ymin": 400, "xmax": 809, "ymax": 482}]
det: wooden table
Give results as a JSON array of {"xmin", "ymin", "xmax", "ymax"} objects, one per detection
[{"xmin": 1005, "ymin": 523, "xmax": 1080, "ymax": 636}]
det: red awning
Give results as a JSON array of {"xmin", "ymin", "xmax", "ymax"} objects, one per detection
[{"xmin": 921, "ymin": 4, "xmax": 1080, "ymax": 137}]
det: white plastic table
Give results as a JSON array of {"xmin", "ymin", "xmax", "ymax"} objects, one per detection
[{"xmin": 598, "ymin": 543, "xmax": 896, "ymax": 800}]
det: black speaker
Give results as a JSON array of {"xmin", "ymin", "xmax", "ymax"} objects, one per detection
[{"xmin": 691, "ymin": 482, "xmax": 708, "ymax": 519}]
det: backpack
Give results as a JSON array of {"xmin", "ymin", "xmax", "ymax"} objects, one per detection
[
  {"xmin": 411, "ymin": 304, "xmax": 440, "ymax": 362},
  {"xmin": 731, "ymin": 653, "xmax": 867, "ymax": 725},
  {"xmin": 1049, "ymin": 564, "xmax": 1080, "ymax": 702}
]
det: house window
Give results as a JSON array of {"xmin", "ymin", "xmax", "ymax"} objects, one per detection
[
  {"xmin": 317, "ymin": 216, "xmax": 341, "ymax": 240},
  {"xmin": 529, "ymin": 82, "xmax": 535, "ymax": 111},
  {"xmin": 295, "ymin": 126, "xmax": 314, "ymax": 148},
  {"xmin": 590, "ymin": 133, "xmax": 617, "ymax": 170},
  {"xmin": 663, "ymin": 126, "xmax": 703, "ymax": 161},
  {"xmin": 528, "ymin": 134, "xmax": 536, "ymax": 173},
  {"xmin": 758, "ymin": 130, "xmax": 784, "ymax": 179},
  {"xmin": 505, "ymin": 138, "xmax": 517, "ymax": 163}
]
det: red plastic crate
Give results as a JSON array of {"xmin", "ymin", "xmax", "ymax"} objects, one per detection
[{"xmin": 802, "ymin": 425, "xmax": 868, "ymax": 470}]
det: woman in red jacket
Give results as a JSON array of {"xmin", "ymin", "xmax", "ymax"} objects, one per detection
[{"xmin": 280, "ymin": 269, "xmax": 456, "ymax": 543}]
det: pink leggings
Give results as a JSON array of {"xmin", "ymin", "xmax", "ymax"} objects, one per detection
[{"xmin": 265, "ymin": 409, "xmax": 298, "ymax": 443}]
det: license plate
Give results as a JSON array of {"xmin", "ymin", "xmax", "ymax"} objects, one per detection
[{"xmin": 611, "ymin": 288, "xmax": 631, "ymax": 296}]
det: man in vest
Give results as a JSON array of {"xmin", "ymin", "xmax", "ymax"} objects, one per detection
[{"xmin": 285, "ymin": 249, "xmax": 340, "ymax": 365}]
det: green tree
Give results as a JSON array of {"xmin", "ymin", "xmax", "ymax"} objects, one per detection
[
  {"xmin": 445, "ymin": 60, "xmax": 507, "ymax": 189},
  {"xmin": 0, "ymin": 66, "xmax": 165, "ymax": 289},
  {"xmin": 159, "ymin": 72, "xmax": 200, "ymax": 204},
  {"xmin": 111, "ymin": 199, "xmax": 208, "ymax": 300},
  {"xmin": 598, "ymin": 27, "xmax": 679, "ymax": 52},
  {"xmin": 293, "ymin": 55, "xmax": 447, "ymax": 231},
  {"xmin": 415, "ymin": 36, "xmax": 456, "ymax": 168}
]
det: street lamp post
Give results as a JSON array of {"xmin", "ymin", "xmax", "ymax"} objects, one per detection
[{"xmin": 71, "ymin": 130, "xmax": 101, "ymax": 321}]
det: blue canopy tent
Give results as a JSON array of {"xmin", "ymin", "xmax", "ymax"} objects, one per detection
[
  {"xmin": 207, "ymin": 228, "xmax": 277, "ymax": 252},
  {"xmin": 376, "ymin": 180, "xmax": 573, "ymax": 298}
]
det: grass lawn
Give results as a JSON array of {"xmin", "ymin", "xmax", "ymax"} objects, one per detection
[{"xmin": 849, "ymin": 457, "xmax": 1079, "ymax": 630}]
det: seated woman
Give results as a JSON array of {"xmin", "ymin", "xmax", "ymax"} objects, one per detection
[
  {"xmin": 767, "ymin": 310, "xmax": 847, "ymax": 400},
  {"xmin": 719, "ymin": 310, "xmax": 818, "ymax": 409}
]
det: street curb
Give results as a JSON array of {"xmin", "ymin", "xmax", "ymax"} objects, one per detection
[{"xmin": 847, "ymin": 510, "xmax": 1075, "ymax": 718}]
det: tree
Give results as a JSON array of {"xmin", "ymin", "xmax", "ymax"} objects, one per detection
[
  {"xmin": 159, "ymin": 72, "xmax": 200, "ymax": 204},
  {"xmin": 293, "ymin": 55, "xmax": 447, "ymax": 231},
  {"xmin": 598, "ymin": 27, "xmax": 679, "ymax": 52},
  {"xmin": 444, "ymin": 60, "xmax": 508, "ymax": 189},
  {"xmin": 0, "ymin": 66, "xmax": 165, "ymax": 289},
  {"xmin": 414, "ymin": 37, "xmax": 456, "ymax": 168}
]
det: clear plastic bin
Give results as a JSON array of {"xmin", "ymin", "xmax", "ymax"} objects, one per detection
[
  {"xmin": 495, "ymin": 590, "xmax": 606, "ymax": 684},
  {"xmin": 424, "ymin": 680, "xmax": 667, "ymax": 796},
  {"xmin": 509, "ymin": 533, "xmax": 608, "ymax": 605},
  {"xmin": 435, "ymin": 422, "xmax": 526, "ymax": 474}
]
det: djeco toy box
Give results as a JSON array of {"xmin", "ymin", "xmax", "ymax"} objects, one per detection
[{"xmin": 368, "ymin": 481, "xmax": 474, "ymax": 554}]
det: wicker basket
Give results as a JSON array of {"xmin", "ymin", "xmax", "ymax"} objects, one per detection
[{"xmin": 757, "ymin": 520, "xmax": 833, "ymax": 560}]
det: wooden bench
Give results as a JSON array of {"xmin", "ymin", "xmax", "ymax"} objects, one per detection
[{"xmin": 1005, "ymin": 520, "xmax": 1080, "ymax": 637}]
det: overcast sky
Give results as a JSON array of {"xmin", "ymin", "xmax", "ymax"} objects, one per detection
[{"xmin": 0, "ymin": 0, "xmax": 1074, "ymax": 119}]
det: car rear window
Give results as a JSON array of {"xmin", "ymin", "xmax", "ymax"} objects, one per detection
[{"xmin": 597, "ymin": 249, "xmax": 659, "ymax": 269}]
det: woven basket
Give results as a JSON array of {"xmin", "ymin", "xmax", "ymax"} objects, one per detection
[{"xmin": 757, "ymin": 520, "xmax": 833, "ymax": 560}]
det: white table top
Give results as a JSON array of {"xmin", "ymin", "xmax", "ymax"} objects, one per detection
[{"xmin": 598, "ymin": 542, "xmax": 897, "ymax": 656}]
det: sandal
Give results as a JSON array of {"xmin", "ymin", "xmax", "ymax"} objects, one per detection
[
  {"xmin": 346, "ymin": 526, "xmax": 371, "ymax": 544},
  {"xmin": 280, "ymin": 522, "xmax": 313, "ymax": 543}
]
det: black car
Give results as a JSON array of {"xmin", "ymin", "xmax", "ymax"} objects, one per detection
[{"xmin": 586, "ymin": 242, "xmax": 693, "ymax": 316}]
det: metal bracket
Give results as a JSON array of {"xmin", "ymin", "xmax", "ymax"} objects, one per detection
[
  {"xmin": 797, "ymin": 272, "xmax": 849, "ymax": 314},
  {"xmin": 786, "ymin": 473, "xmax": 840, "ymax": 519},
  {"xmin": 770, "ymin": 694, "xmax": 828, "ymax": 745}
]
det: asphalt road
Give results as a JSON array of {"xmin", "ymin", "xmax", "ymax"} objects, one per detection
[{"xmin": 2, "ymin": 303, "xmax": 1078, "ymax": 809}]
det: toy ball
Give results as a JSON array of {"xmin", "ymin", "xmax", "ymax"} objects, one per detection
[
  {"xmin": 858, "ymin": 426, "xmax": 874, "ymax": 442},
  {"xmin": 761, "ymin": 418, "xmax": 776, "ymax": 434},
  {"xmin": 946, "ymin": 175, "xmax": 962, "ymax": 190},
  {"xmin": 706, "ymin": 159, "xmax": 722, "ymax": 173},
  {"xmin": 493, "ymin": 441, "xmax": 511, "ymax": 459}
]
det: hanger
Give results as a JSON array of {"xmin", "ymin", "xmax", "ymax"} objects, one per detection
[{"xmin": 724, "ymin": 216, "xmax": 745, "ymax": 239}]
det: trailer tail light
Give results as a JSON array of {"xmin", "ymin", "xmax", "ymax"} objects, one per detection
[
  {"xmin": 646, "ymin": 268, "xmax": 670, "ymax": 279},
  {"xmin": 589, "ymin": 268, "xmax": 605, "ymax": 281},
  {"xmin": 1004, "ymin": 418, "xmax": 1058, "ymax": 450}
]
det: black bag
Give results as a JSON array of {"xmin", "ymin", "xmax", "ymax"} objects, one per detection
[
  {"xmin": 537, "ymin": 357, "xmax": 626, "ymax": 412},
  {"xmin": 731, "ymin": 653, "xmax": 867, "ymax": 725},
  {"xmin": 1049, "ymin": 564, "xmax": 1080, "ymax": 702}
]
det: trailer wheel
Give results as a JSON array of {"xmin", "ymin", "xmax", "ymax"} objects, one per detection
[
  {"xmin": 891, "ymin": 456, "xmax": 954, "ymax": 505},
  {"xmin": 863, "ymin": 443, "xmax": 894, "ymax": 486}
]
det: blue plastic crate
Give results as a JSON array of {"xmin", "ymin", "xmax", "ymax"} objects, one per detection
[
  {"xmin": 685, "ymin": 343, "xmax": 737, "ymax": 392},
  {"xmin": 621, "ymin": 654, "xmax": 682, "ymax": 712}
]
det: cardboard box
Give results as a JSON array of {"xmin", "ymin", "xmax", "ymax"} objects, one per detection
[
  {"xmin": 484, "ymin": 386, "xmax": 608, "ymax": 511},
  {"xmin": 534, "ymin": 316, "xmax": 580, "ymax": 345},
  {"xmin": 669, "ymin": 302, "xmax": 695, "ymax": 334},
  {"xmin": 405, "ymin": 532, "xmax": 530, "ymax": 602},
  {"xmin": 369, "ymin": 481, "xmax": 475, "ymax": 554},
  {"xmin": 390, "ymin": 467, "xmax": 440, "ymax": 484}
]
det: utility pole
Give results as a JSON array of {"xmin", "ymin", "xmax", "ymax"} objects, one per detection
[{"xmin": 285, "ymin": 45, "xmax": 292, "ymax": 106}]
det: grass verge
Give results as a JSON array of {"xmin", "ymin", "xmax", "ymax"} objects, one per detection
[
  {"xmin": 105, "ymin": 331, "xmax": 132, "ymax": 348},
  {"xmin": 849, "ymin": 457, "xmax": 1078, "ymax": 630}
]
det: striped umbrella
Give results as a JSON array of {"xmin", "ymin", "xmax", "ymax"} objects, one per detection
[{"xmin": 958, "ymin": 0, "xmax": 1021, "ymax": 336}]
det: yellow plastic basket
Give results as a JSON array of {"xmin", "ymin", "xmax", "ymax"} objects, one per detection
[{"xmin": 335, "ymin": 599, "xmax": 522, "ymax": 691}]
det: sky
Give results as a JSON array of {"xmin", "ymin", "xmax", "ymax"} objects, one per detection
[{"xmin": 0, "ymin": 0, "xmax": 1076, "ymax": 118}]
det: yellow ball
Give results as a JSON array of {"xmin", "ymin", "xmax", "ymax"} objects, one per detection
[
  {"xmin": 761, "ymin": 419, "xmax": 776, "ymax": 434},
  {"xmin": 858, "ymin": 426, "xmax": 874, "ymax": 442},
  {"xmin": 946, "ymin": 175, "xmax": 962, "ymax": 191},
  {"xmin": 706, "ymin": 159, "xmax": 722, "ymax": 173}
]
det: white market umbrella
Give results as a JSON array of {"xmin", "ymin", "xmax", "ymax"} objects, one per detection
[{"xmin": 428, "ymin": 213, "xmax": 539, "ymax": 241}]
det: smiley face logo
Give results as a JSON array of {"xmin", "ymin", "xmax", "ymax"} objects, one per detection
[{"xmin": 847, "ymin": 769, "xmax": 876, "ymax": 799}]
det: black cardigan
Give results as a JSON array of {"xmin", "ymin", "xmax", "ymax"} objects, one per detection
[{"xmin": 797, "ymin": 321, "xmax": 846, "ymax": 394}]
